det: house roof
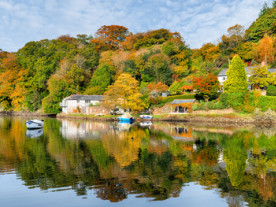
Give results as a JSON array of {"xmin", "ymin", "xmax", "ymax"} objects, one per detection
[
  {"xmin": 218, "ymin": 66, "xmax": 276, "ymax": 76},
  {"xmin": 65, "ymin": 95, "xmax": 103, "ymax": 101},
  {"xmin": 171, "ymin": 99, "xmax": 196, "ymax": 104}
]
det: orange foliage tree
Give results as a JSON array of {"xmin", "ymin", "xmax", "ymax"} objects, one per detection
[
  {"xmin": 91, "ymin": 25, "xmax": 130, "ymax": 51},
  {"xmin": 181, "ymin": 85, "xmax": 193, "ymax": 93},
  {"xmin": 192, "ymin": 73, "xmax": 220, "ymax": 101},
  {"xmin": 0, "ymin": 53, "xmax": 25, "ymax": 110},
  {"xmin": 257, "ymin": 35, "xmax": 275, "ymax": 64},
  {"xmin": 147, "ymin": 82, "xmax": 168, "ymax": 96}
]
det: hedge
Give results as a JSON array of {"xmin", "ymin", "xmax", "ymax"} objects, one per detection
[
  {"xmin": 219, "ymin": 92, "xmax": 276, "ymax": 112},
  {"xmin": 151, "ymin": 94, "xmax": 195, "ymax": 107},
  {"xmin": 267, "ymin": 85, "xmax": 276, "ymax": 96}
]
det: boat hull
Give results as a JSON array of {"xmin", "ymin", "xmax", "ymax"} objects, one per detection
[
  {"xmin": 118, "ymin": 117, "xmax": 135, "ymax": 123},
  {"xmin": 139, "ymin": 115, "xmax": 152, "ymax": 120},
  {"xmin": 26, "ymin": 120, "xmax": 44, "ymax": 129}
]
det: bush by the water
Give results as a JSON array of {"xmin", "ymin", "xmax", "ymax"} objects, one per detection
[
  {"xmin": 267, "ymin": 85, "xmax": 276, "ymax": 96},
  {"xmin": 254, "ymin": 108, "xmax": 275, "ymax": 123}
]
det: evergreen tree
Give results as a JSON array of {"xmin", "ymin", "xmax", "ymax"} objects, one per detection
[
  {"xmin": 223, "ymin": 55, "xmax": 248, "ymax": 93},
  {"xmin": 259, "ymin": 2, "xmax": 270, "ymax": 17}
]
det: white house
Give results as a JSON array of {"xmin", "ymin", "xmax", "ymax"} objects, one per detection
[
  {"xmin": 218, "ymin": 66, "xmax": 276, "ymax": 87},
  {"xmin": 60, "ymin": 95, "xmax": 103, "ymax": 114}
]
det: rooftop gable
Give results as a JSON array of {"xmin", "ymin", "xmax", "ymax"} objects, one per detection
[
  {"xmin": 171, "ymin": 99, "xmax": 195, "ymax": 104},
  {"xmin": 65, "ymin": 95, "xmax": 103, "ymax": 101}
]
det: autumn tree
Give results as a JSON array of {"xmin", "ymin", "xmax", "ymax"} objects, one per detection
[
  {"xmin": 198, "ymin": 43, "xmax": 221, "ymax": 62},
  {"xmin": 223, "ymin": 55, "xmax": 248, "ymax": 93},
  {"xmin": 147, "ymin": 82, "xmax": 168, "ymax": 95},
  {"xmin": 219, "ymin": 24, "xmax": 245, "ymax": 57},
  {"xmin": 257, "ymin": 35, "xmax": 275, "ymax": 65},
  {"xmin": 91, "ymin": 25, "xmax": 130, "ymax": 51},
  {"xmin": 192, "ymin": 73, "xmax": 220, "ymax": 101},
  {"xmin": 103, "ymin": 73, "xmax": 145, "ymax": 111},
  {"xmin": 249, "ymin": 67, "xmax": 269, "ymax": 89},
  {"xmin": 0, "ymin": 53, "xmax": 25, "ymax": 110},
  {"xmin": 236, "ymin": 41, "xmax": 256, "ymax": 62}
]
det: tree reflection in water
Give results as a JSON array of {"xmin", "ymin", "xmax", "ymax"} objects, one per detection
[{"xmin": 0, "ymin": 117, "xmax": 275, "ymax": 206}]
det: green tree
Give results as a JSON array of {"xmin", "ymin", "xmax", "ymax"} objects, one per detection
[
  {"xmin": 85, "ymin": 64, "xmax": 114, "ymax": 95},
  {"xmin": 267, "ymin": 85, "xmax": 276, "ymax": 96},
  {"xmin": 223, "ymin": 55, "xmax": 248, "ymax": 93},
  {"xmin": 246, "ymin": 7, "xmax": 276, "ymax": 42},
  {"xmin": 169, "ymin": 81, "xmax": 181, "ymax": 95},
  {"xmin": 259, "ymin": 2, "xmax": 270, "ymax": 17},
  {"xmin": 144, "ymin": 54, "xmax": 172, "ymax": 85}
]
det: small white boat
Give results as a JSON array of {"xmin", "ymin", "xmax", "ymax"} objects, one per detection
[
  {"xmin": 26, "ymin": 120, "xmax": 44, "ymax": 129},
  {"xmin": 139, "ymin": 115, "xmax": 153, "ymax": 120}
]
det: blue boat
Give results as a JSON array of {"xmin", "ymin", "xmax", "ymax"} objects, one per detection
[
  {"xmin": 118, "ymin": 117, "xmax": 135, "ymax": 123},
  {"xmin": 118, "ymin": 113, "xmax": 135, "ymax": 123}
]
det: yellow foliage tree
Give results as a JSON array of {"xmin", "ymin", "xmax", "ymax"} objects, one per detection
[{"xmin": 103, "ymin": 73, "xmax": 145, "ymax": 111}]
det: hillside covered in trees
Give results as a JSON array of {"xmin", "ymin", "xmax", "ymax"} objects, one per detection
[{"xmin": 0, "ymin": 2, "xmax": 276, "ymax": 113}]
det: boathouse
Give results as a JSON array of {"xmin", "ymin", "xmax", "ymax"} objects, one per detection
[{"xmin": 171, "ymin": 99, "xmax": 196, "ymax": 113}]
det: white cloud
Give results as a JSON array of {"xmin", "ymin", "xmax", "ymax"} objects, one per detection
[{"xmin": 0, "ymin": 0, "xmax": 273, "ymax": 51}]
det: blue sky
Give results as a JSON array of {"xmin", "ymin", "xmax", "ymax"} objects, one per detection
[{"xmin": 0, "ymin": 0, "xmax": 273, "ymax": 52}]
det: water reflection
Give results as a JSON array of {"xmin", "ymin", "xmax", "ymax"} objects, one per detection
[
  {"xmin": 0, "ymin": 117, "xmax": 275, "ymax": 206},
  {"xmin": 26, "ymin": 128, "xmax": 44, "ymax": 138}
]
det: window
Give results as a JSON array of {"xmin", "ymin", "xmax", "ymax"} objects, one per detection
[
  {"xmin": 85, "ymin": 100, "xmax": 90, "ymax": 104},
  {"xmin": 223, "ymin": 77, "xmax": 226, "ymax": 80}
]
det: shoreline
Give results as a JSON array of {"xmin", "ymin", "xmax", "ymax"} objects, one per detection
[
  {"xmin": 56, "ymin": 113, "xmax": 276, "ymax": 125},
  {"xmin": 1, "ymin": 111, "xmax": 275, "ymax": 125}
]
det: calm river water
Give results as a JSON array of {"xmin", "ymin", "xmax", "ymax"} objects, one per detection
[{"xmin": 0, "ymin": 117, "xmax": 275, "ymax": 207}]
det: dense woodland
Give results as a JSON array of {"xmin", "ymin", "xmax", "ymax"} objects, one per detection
[{"xmin": 0, "ymin": 2, "xmax": 276, "ymax": 113}]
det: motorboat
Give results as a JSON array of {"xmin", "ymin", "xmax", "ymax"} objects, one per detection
[
  {"xmin": 26, "ymin": 120, "xmax": 44, "ymax": 129},
  {"xmin": 118, "ymin": 112, "xmax": 135, "ymax": 123},
  {"xmin": 26, "ymin": 128, "xmax": 44, "ymax": 138},
  {"xmin": 139, "ymin": 115, "xmax": 153, "ymax": 120}
]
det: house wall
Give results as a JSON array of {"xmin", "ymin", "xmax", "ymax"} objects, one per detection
[
  {"xmin": 218, "ymin": 76, "xmax": 227, "ymax": 85},
  {"xmin": 62, "ymin": 100, "xmax": 101, "ymax": 114},
  {"xmin": 86, "ymin": 106, "xmax": 109, "ymax": 115}
]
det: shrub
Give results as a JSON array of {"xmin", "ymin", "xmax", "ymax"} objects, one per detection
[
  {"xmin": 267, "ymin": 85, "xmax": 276, "ymax": 96},
  {"xmin": 254, "ymin": 108, "xmax": 275, "ymax": 123},
  {"xmin": 192, "ymin": 100, "xmax": 226, "ymax": 111},
  {"xmin": 219, "ymin": 92, "xmax": 245, "ymax": 111},
  {"xmin": 256, "ymin": 96, "xmax": 276, "ymax": 111}
]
